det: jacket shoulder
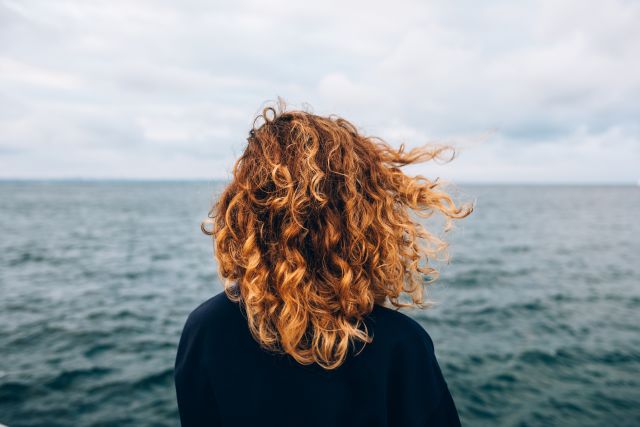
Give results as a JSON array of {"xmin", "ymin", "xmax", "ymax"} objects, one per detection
[
  {"xmin": 182, "ymin": 290, "xmax": 244, "ymax": 338},
  {"xmin": 369, "ymin": 304, "xmax": 435, "ymax": 353}
]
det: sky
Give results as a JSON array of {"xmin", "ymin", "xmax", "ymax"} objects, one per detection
[{"xmin": 1, "ymin": 0, "xmax": 638, "ymax": 183}]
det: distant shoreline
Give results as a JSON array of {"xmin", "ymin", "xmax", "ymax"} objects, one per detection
[{"xmin": 0, "ymin": 178, "xmax": 636, "ymax": 186}]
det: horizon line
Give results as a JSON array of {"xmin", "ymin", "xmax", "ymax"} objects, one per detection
[{"xmin": 0, "ymin": 177, "xmax": 637, "ymax": 186}]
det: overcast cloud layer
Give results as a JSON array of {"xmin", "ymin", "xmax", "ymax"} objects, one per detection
[{"xmin": 1, "ymin": 0, "xmax": 638, "ymax": 183}]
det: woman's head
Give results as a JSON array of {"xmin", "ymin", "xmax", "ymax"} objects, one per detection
[{"xmin": 202, "ymin": 101, "xmax": 474, "ymax": 369}]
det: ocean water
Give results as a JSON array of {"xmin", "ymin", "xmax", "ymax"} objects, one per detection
[{"xmin": 0, "ymin": 182, "xmax": 638, "ymax": 427}]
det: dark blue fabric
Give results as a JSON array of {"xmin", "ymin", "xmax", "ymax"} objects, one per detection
[{"xmin": 174, "ymin": 290, "xmax": 461, "ymax": 427}]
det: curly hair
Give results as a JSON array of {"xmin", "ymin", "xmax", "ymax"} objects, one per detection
[{"xmin": 201, "ymin": 100, "xmax": 474, "ymax": 370}]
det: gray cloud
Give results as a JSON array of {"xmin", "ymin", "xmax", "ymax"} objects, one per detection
[{"xmin": 0, "ymin": 0, "xmax": 638, "ymax": 182}]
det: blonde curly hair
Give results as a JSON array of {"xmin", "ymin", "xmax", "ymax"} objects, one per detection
[{"xmin": 202, "ymin": 100, "xmax": 474, "ymax": 370}]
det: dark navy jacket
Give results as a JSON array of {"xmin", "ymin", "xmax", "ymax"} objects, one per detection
[{"xmin": 174, "ymin": 290, "xmax": 461, "ymax": 426}]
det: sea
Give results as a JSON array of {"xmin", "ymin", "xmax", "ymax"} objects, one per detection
[{"xmin": 0, "ymin": 181, "xmax": 638, "ymax": 427}]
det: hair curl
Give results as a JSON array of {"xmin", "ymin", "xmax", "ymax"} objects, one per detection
[{"xmin": 202, "ymin": 100, "xmax": 474, "ymax": 370}]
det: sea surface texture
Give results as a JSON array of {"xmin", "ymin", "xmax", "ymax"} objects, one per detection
[{"xmin": 0, "ymin": 182, "xmax": 639, "ymax": 427}]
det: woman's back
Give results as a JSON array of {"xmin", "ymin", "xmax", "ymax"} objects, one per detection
[
  {"xmin": 175, "ymin": 289, "xmax": 461, "ymax": 427},
  {"xmin": 174, "ymin": 102, "xmax": 473, "ymax": 426}
]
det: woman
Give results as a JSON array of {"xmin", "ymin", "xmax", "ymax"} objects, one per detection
[{"xmin": 174, "ymin": 101, "xmax": 474, "ymax": 426}]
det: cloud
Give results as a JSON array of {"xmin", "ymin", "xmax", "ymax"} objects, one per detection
[{"xmin": 0, "ymin": 0, "xmax": 638, "ymax": 182}]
